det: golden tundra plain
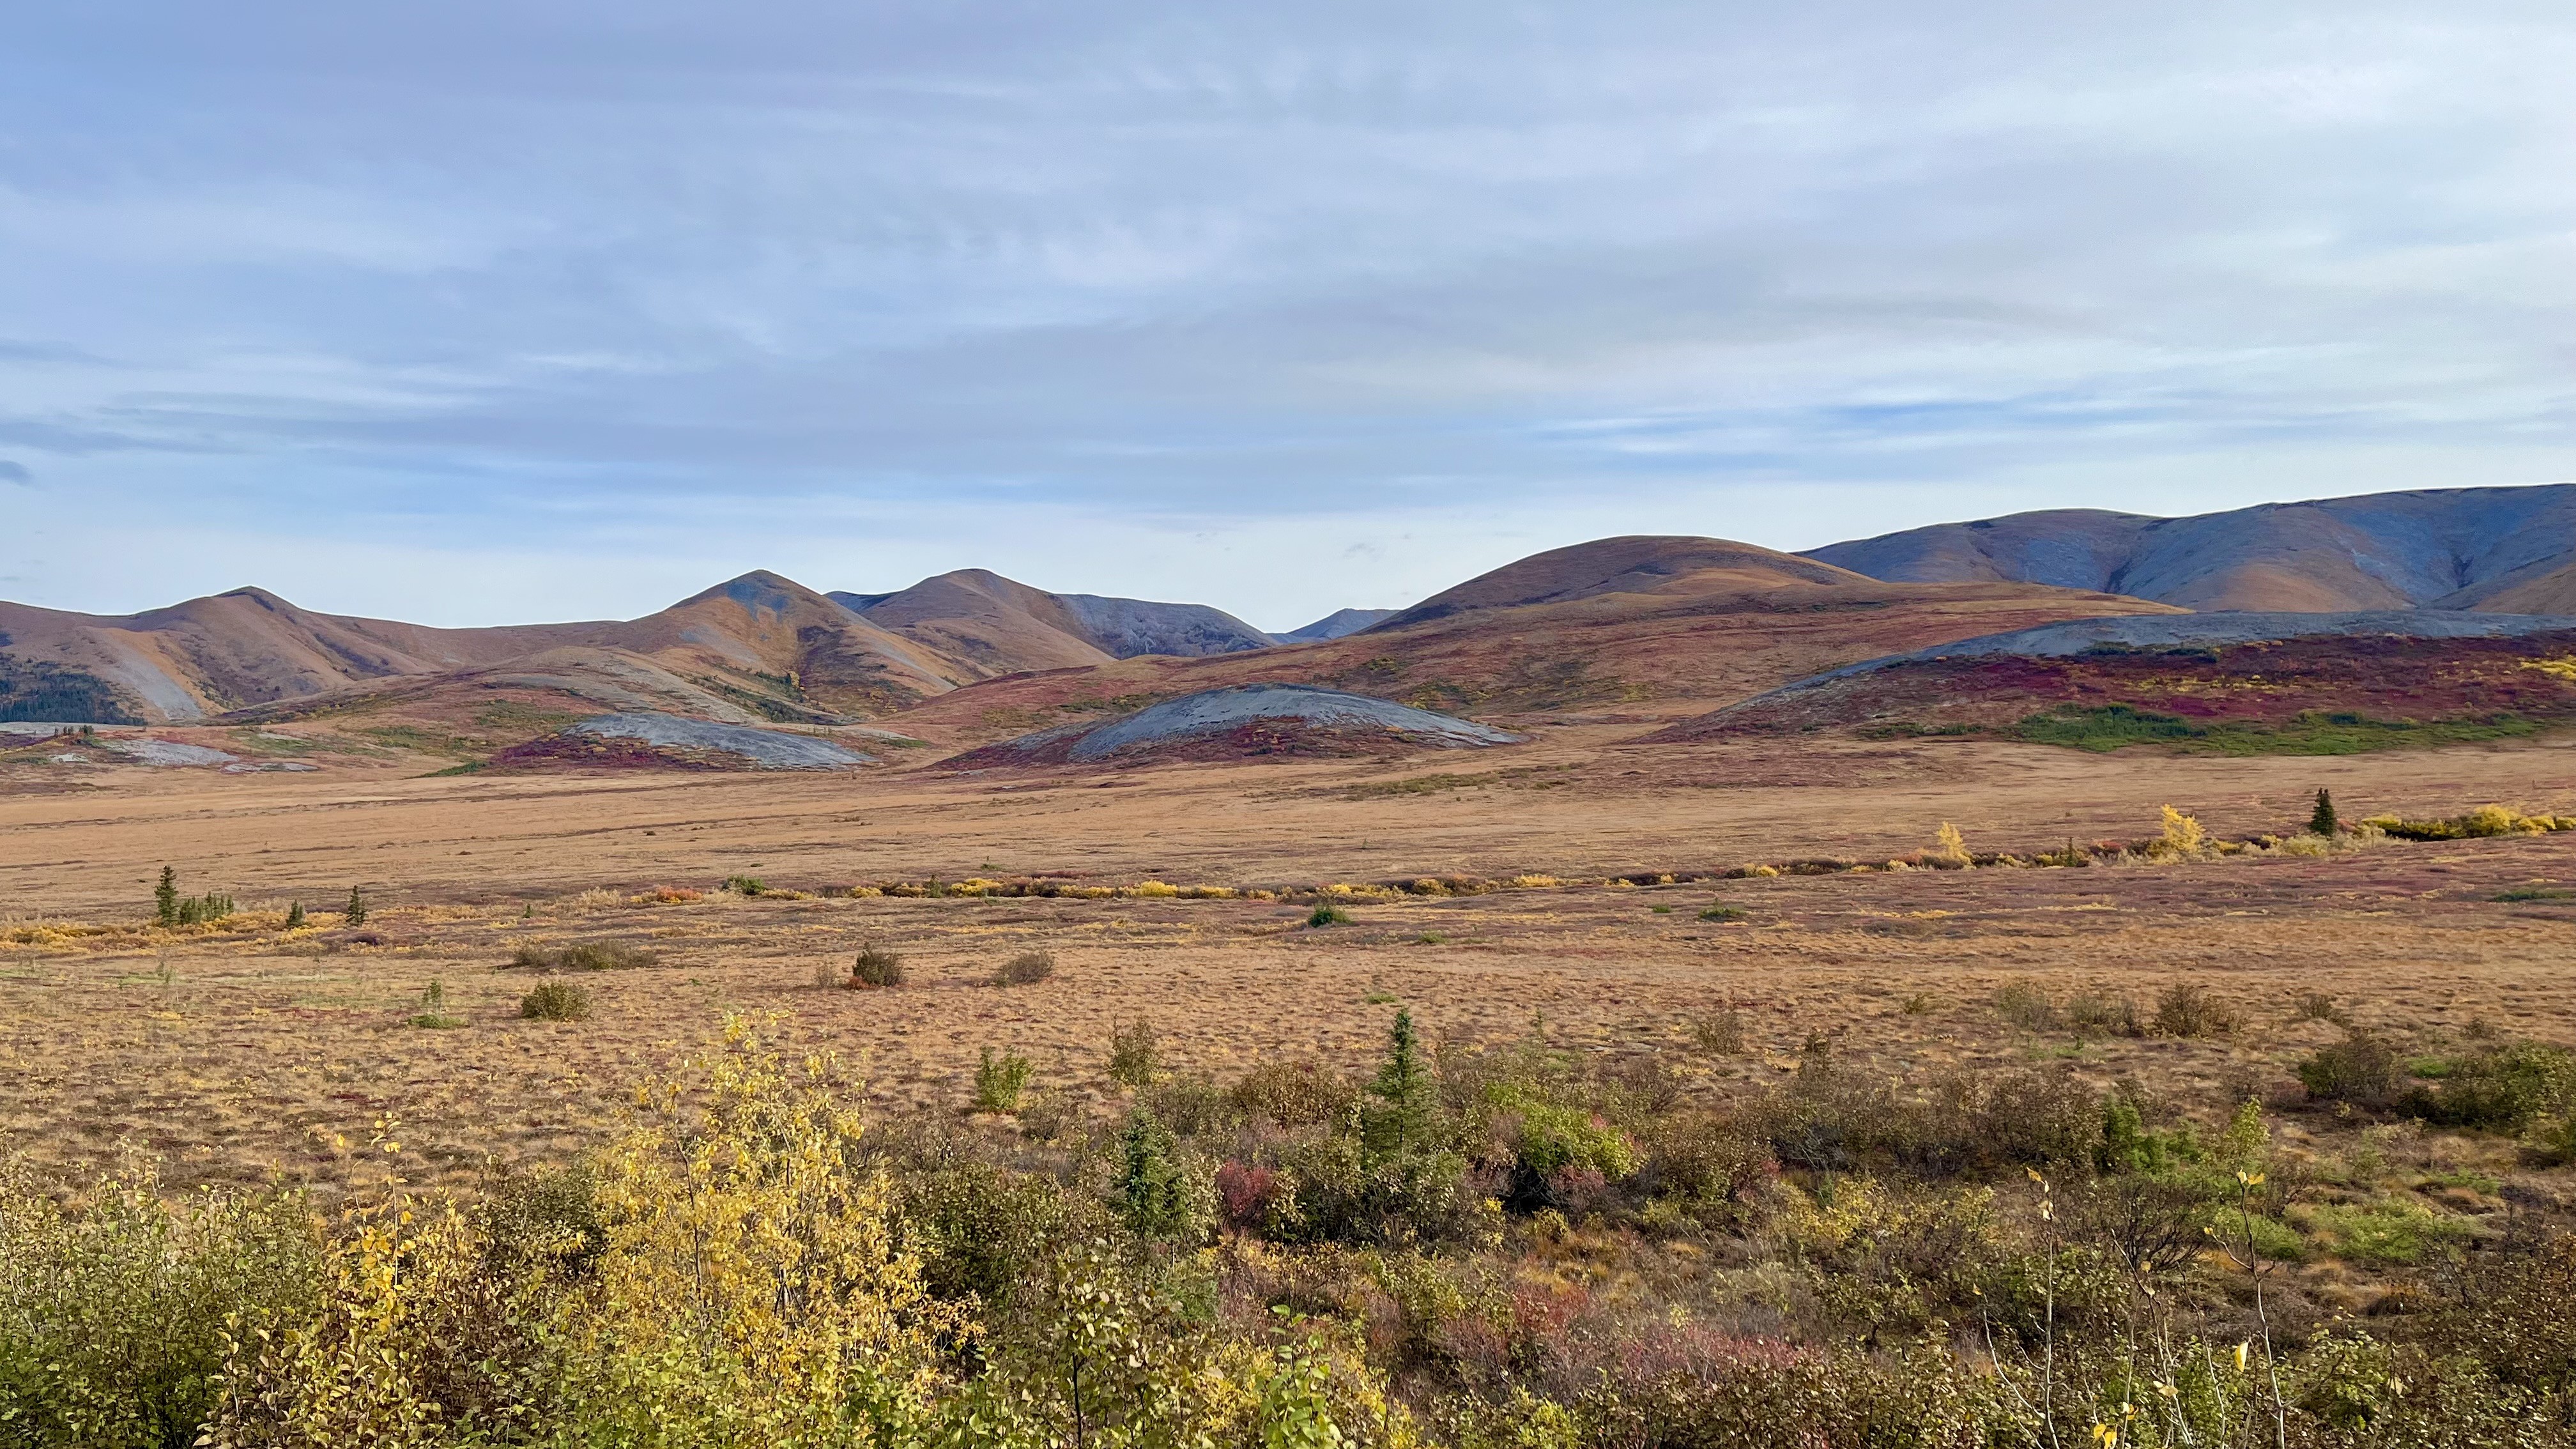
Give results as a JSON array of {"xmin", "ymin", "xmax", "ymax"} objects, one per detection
[{"xmin": 8, "ymin": 718, "xmax": 2575, "ymax": 1257}]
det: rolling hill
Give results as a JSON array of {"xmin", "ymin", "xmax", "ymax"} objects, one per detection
[
  {"xmin": 1805, "ymin": 484, "xmax": 2576, "ymax": 613},
  {"xmin": 885, "ymin": 536, "xmax": 2180, "ymax": 747},
  {"xmin": 828, "ymin": 569, "xmax": 1275, "ymax": 678}
]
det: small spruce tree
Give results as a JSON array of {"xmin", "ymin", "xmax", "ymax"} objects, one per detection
[
  {"xmin": 284, "ymin": 901, "xmax": 305, "ymax": 930},
  {"xmin": 2309, "ymin": 788, "xmax": 2339, "ymax": 837},
  {"xmin": 1364, "ymin": 1008, "xmax": 1434, "ymax": 1153},
  {"xmin": 154, "ymin": 866, "xmax": 178, "ymax": 927},
  {"xmin": 1114, "ymin": 1108, "xmax": 1194, "ymax": 1243},
  {"xmin": 344, "ymin": 887, "xmax": 368, "ymax": 927}
]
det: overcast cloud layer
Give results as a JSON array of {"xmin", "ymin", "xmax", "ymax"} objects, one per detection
[{"xmin": 3, "ymin": 1, "xmax": 2571, "ymax": 629}]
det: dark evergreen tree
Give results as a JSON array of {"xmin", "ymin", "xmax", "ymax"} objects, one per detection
[
  {"xmin": 2310, "ymin": 788, "xmax": 2339, "ymax": 836},
  {"xmin": 154, "ymin": 866, "xmax": 178, "ymax": 927},
  {"xmin": 344, "ymin": 887, "xmax": 369, "ymax": 927}
]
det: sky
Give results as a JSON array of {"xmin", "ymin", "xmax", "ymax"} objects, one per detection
[{"xmin": 3, "ymin": 2, "xmax": 2571, "ymax": 632}]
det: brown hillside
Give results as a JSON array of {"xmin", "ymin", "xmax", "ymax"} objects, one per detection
[
  {"xmin": 1372, "ymin": 535, "xmax": 1867, "ymax": 629},
  {"xmin": 846, "ymin": 570, "xmax": 1119, "ymax": 678},
  {"xmin": 0, "ymin": 589, "xmax": 618, "ymax": 723},
  {"xmin": 887, "ymin": 568, "xmax": 2179, "ymax": 748}
]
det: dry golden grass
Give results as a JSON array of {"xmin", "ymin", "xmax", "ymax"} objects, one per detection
[{"xmin": 7, "ymin": 724, "xmax": 2576, "ymax": 1305}]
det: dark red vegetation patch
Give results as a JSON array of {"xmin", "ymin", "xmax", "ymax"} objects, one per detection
[{"xmin": 1653, "ymin": 630, "xmax": 2576, "ymax": 742}]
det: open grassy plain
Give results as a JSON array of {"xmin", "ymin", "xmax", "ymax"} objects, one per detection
[{"xmin": 13, "ymin": 724, "xmax": 2576, "ymax": 1444}]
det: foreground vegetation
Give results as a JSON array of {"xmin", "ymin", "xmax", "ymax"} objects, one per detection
[{"xmin": 9, "ymin": 992, "xmax": 2576, "ymax": 1448}]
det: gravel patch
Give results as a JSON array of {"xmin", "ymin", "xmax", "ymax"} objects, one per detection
[{"xmin": 564, "ymin": 712, "xmax": 875, "ymax": 769}]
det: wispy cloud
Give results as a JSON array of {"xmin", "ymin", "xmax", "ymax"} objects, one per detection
[{"xmin": 0, "ymin": 1, "xmax": 2569, "ymax": 624}]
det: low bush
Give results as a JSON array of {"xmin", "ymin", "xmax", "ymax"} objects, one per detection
[
  {"xmin": 2153, "ymin": 983, "xmax": 2238, "ymax": 1038},
  {"xmin": 2400, "ymin": 1041, "xmax": 2576, "ymax": 1131},
  {"xmin": 850, "ymin": 944, "xmax": 905, "ymax": 988},
  {"xmin": 1109, "ymin": 1018, "xmax": 1161, "ymax": 1087},
  {"xmin": 723, "ymin": 874, "xmax": 767, "ymax": 896},
  {"xmin": 1689, "ymin": 1008, "xmax": 1746, "ymax": 1055},
  {"xmin": 992, "ymin": 949, "xmax": 1055, "ymax": 986},
  {"xmin": 510, "ymin": 939, "xmax": 657, "ymax": 971},
  {"xmin": 2363, "ymin": 804, "xmax": 2570, "ymax": 841},
  {"xmin": 974, "ymin": 1046, "xmax": 1034, "ymax": 1112},
  {"xmin": 1993, "ymin": 980, "xmax": 2059, "ymax": 1032},
  {"xmin": 408, "ymin": 979, "xmax": 466, "ymax": 1029},
  {"xmin": 2064, "ymin": 992, "xmax": 2139, "ymax": 1039},
  {"xmin": 1305, "ymin": 902, "xmax": 1351, "ymax": 928},
  {"xmin": 1229, "ymin": 1061, "xmax": 1356, "ymax": 1128},
  {"xmin": 1697, "ymin": 903, "xmax": 1747, "ymax": 922},
  {"xmin": 2298, "ymin": 1030, "xmax": 2405, "ymax": 1108},
  {"xmin": 519, "ymin": 979, "xmax": 592, "ymax": 1021}
]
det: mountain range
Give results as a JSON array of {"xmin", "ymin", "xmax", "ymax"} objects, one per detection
[
  {"xmin": 1806, "ymin": 484, "xmax": 2576, "ymax": 613},
  {"xmin": 6, "ymin": 481, "xmax": 2573, "ymax": 731}
]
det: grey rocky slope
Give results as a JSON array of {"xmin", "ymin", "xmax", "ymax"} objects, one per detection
[{"xmin": 564, "ymin": 712, "xmax": 875, "ymax": 769}]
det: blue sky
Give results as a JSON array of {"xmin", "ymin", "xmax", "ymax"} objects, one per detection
[{"xmin": 3, "ymin": 1, "xmax": 2571, "ymax": 631}]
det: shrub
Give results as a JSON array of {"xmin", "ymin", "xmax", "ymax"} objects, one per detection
[
  {"xmin": 2153, "ymin": 983, "xmax": 2238, "ymax": 1038},
  {"xmin": 1689, "ymin": 1008, "xmax": 1746, "ymax": 1055},
  {"xmin": 2299, "ymin": 1031, "xmax": 2404, "ymax": 1108},
  {"xmin": 1993, "ymin": 981, "xmax": 2059, "ymax": 1032},
  {"xmin": 724, "ymin": 874, "xmax": 766, "ymax": 896},
  {"xmin": 2293, "ymin": 991, "xmax": 2340, "ymax": 1023},
  {"xmin": 850, "ymin": 944, "xmax": 906, "ymax": 988},
  {"xmin": 992, "ymin": 950, "xmax": 1055, "ymax": 986},
  {"xmin": 510, "ymin": 939, "xmax": 657, "ymax": 971},
  {"xmin": 0, "ymin": 1163, "xmax": 322, "ymax": 1449},
  {"xmin": 153, "ymin": 869, "xmax": 236, "ymax": 927},
  {"xmin": 1229, "ymin": 1061, "xmax": 1356, "ymax": 1128},
  {"xmin": 282, "ymin": 901, "xmax": 305, "ymax": 930},
  {"xmin": 408, "ymin": 979, "xmax": 466, "ymax": 1029},
  {"xmin": 974, "ymin": 1046, "xmax": 1035, "ymax": 1112},
  {"xmin": 2154, "ymin": 804, "xmax": 2208, "ymax": 857},
  {"xmin": 1928, "ymin": 822, "xmax": 1970, "ymax": 867},
  {"xmin": 2064, "ymin": 992, "xmax": 2138, "ymax": 1039},
  {"xmin": 1109, "ymin": 1018, "xmax": 1160, "ymax": 1087},
  {"xmin": 519, "ymin": 979, "xmax": 592, "ymax": 1021},
  {"xmin": 2400, "ymin": 1041, "xmax": 2576, "ymax": 1131},
  {"xmin": 1305, "ymin": 902, "xmax": 1351, "ymax": 928},
  {"xmin": 1697, "ymin": 903, "xmax": 1747, "ymax": 922}
]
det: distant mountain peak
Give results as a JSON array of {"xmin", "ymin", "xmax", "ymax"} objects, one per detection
[{"xmin": 1805, "ymin": 483, "xmax": 2576, "ymax": 613}]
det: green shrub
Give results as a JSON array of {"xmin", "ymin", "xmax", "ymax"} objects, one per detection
[
  {"xmin": 850, "ymin": 944, "xmax": 906, "ymax": 988},
  {"xmin": 992, "ymin": 949, "xmax": 1055, "ymax": 986},
  {"xmin": 974, "ymin": 1046, "xmax": 1034, "ymax": 1113},
  {"xmin": 724, "ymin": 874, "xmax": 766, "ymax": 896},
  {"xmin": 1305, "ymin": 901, "xmax": 1351, "ymax": 928},
  {"xmin": 0, "ymin": 1165, "xmax": 322, "ymax": 1449},
  {"xmin": 1698, "ymin": 903, "xmax": 1747, "ymax": 922},
  {"xmin": 2401, "ymin": 1041, "xmax": 2576, "ymax": 1131},
  {"xmin": 519, "ymin": 979, "xmax": 592, "ymax": 1021},
  {"xmin": 1108, "ymin": 1018, "xmax": 1160, "ymax": 1087},
  {"xmin": 408, "ymin": 979, "xmax": 466, "ymax": 1029},
  {"xmin": 2299, "ymin": 1031, "xmax": 2404, "ymax": 1108},
  {"xmin": 342, "ymin": 886, "xmax": 367, "ymax": 926},
  {"xmin": 1113, "ymin": 1109, "xmax": 1208, "ymax": 1244}
]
